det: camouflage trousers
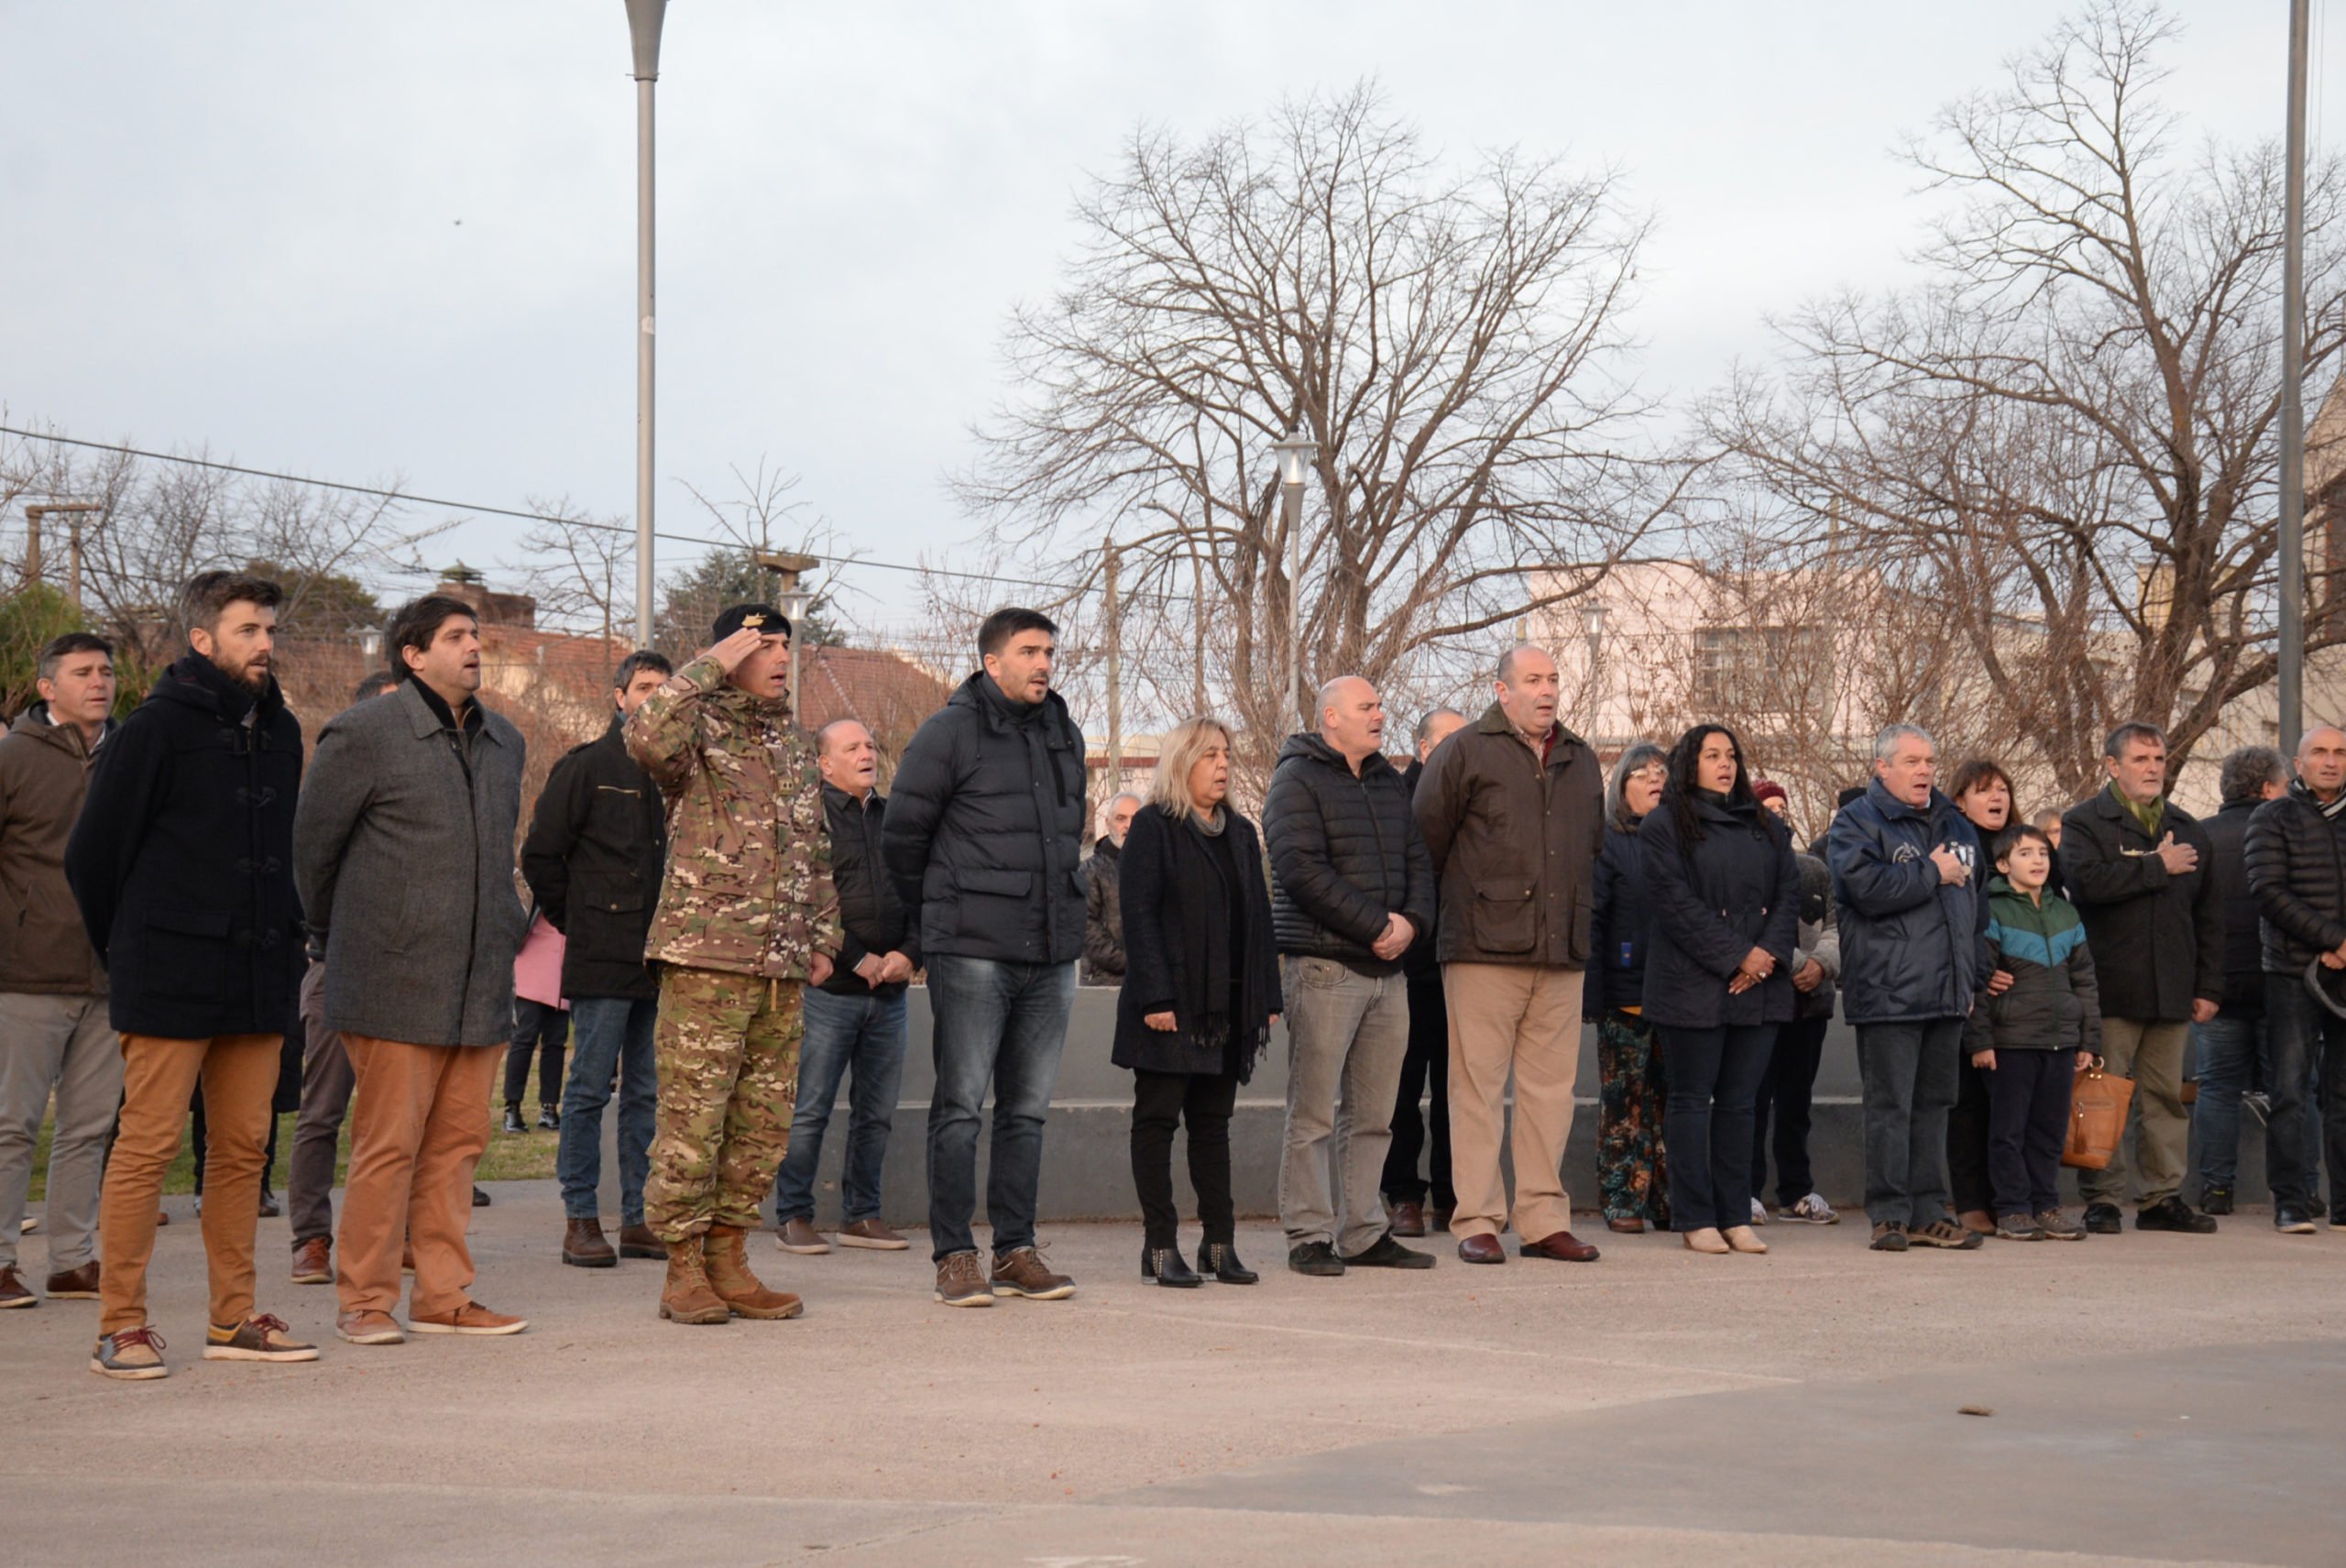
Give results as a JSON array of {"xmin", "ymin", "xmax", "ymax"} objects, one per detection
[
  {"xmin": 1597, "ymin": 1008, "xmax": 1671, "ymax": 1227},
  {"xmin": 645, "ymin": 966, "xmax": 805, "ymax": 1243}
]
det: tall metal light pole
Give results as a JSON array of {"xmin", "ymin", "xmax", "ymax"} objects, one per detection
[
  {"xmin": 1274, "ymin": 428, "xmax": 1317, "ymax": 731},
  {"xmin": 626, "ymin": 0, "xmax": 667, "ymax": 649},
  {"xmin": 2279, "ymin": 0, "xmax": 2311, "ymax": 751}
]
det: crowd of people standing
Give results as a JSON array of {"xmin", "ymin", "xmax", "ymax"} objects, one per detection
[{"xmin": 2, "ymin": 574, "xmax": 2341, "ymax": 1380}]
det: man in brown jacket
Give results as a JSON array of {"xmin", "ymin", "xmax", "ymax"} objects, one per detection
[
  {"xmin": 0, "ymin": 635, "xmax": 120, "ymax": 1310},
  {"xmin": 1413, "ymin": 644, "xmax": 1605, "ymax": 1266}
]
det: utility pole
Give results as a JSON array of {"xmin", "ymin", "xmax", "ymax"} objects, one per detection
[
  {"xmin": 2279, "ymin": 0, "xmax": 2310, "ymax": 750},
  {"xmin": 1273, "ymin": 429, "xmax": 1318, "ymax": 732},
  {"xmin": 754, "ymin": 550, "xmax": 819, "ymax": 728},
  {"xmin": 26, "ymin": 502, "xmax": 102, "ymax": 606},
  {"xmin": 1103, "ymin": 542, "xmax": 1123, "ymax": 797},
  {"xmin": 625, "ymin": 0, "xmax": 667, "ymax": 647}
]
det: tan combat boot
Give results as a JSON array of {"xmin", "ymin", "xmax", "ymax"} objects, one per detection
[
  {"xmin": 659, "ymin": 1239, "xmax": 731, "ymax": 1325},
  {"xmin": 703, "ymin": 1224, "xmax": 804, "ymax": 1320}
]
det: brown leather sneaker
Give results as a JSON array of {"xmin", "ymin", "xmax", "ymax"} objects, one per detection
[
  {"xmin": 91, "ymin": 1325, "xmax": 169, "ymax": 1379},
  {"xmin": 704, "ymin": 1224, "xmax": 803, "ymax": 1319},
  {"xmin": 408, "ymin": 1300, "xmax": 528, "ymax": 1335},
  {"xmin": 0, "ymin": 1264, "xmax": 35, "ymax": 1308},
  {"xmin": 335, "ymin": 1310, "xmax": 405, "ymax": 1345},
  {"xmin": 775, "ymin": 1217, "xmax": 830, "ymax": 1255},
  {"xmin": 290, "ymin": 1236, "xmax": 332, "ymax": 1285},
  {"xmin": 616, "ymin": 1223, "xmax": 664, "ymax": 1260},
  {"xmin": 203, "ymin": 1313, "xmax": 319, "ymax": 1362},
  {"xmin": 933, "ymin": 1251, "xmax": 993, "ymax": 1308},
  {"xmin": 989, "ymin": 1245, "xmax": 1075, "ymax": 1300},
  {"xmin": 44, "ymin": 1261, "xmax": 101, "ymax": 1299},
  {"xmin": 658, "ymin": 1240, "xmax": 731, "ymax": 1325},
  {"xmin": 836, "ymin": 1218, "xmax": 909, "ymax": 1251},
  {"xmin": 562, "ymin": 1218, "xmax": 617, "ymax": 1268}
]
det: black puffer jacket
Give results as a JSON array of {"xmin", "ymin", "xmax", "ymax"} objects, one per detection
[
  {"xmin": 520, "ymin": 712, "xmax": 666, "ymax": 1001},
  {"xmin": 65, "ymin": 653, "xmax": 305, "ymax": 1037},
  {"xmin": 1825, "ymin": 781, "xmax": 1989, "ymax": 1025},
  {"xmin": 2059, "ymin": 784, "xmax": 2220, "ymax": 1020},
  {"xmin": 820, "ymin": 783, "xmax": 916, "ymax": 997},
  {"xmin": 1263, "ymin": 732, "xmax": 1435, "ymax": 970},
  {"xmin": 1637, "ymin": 791, "xmax": 1801, "ymax": 1030},
  {"xmin": 882, "ymin": 672, "xmax": 1086, "ymax": 966},
  {"xmin": 2244, "ymin": 783, "xmax": 2346, "ymax": 975},
  {"xmin": 2204, "ymin": 796, "xmax": 2272, "ymax": 1008},
  {"xmin": 1584, "ymin": 818, "xmax": 1649, "ymax": 1017}
]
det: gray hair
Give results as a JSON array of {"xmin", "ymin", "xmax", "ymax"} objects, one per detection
[
  {"xmin": 1413, "ymin": 707, "xmax": 1464, "ymax": 748},
  {"xmin": 1873, "ymin": 723, "xmax": 1935, "ymax": 763},
  {"xmin": 2103, "ymin": 721, "xmax": 2167, "ymax": 759},
  {"xmin": 1606, "ymin": 741, "xmax": 1669, "ymax": 829},
  {"xmin": 2219, "ymin": 744, "xmax": 2287, "ymax": 806}
]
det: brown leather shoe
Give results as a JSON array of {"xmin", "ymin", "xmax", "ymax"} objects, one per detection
[
  {"xmin": 1520, "ymin": 1230, "xmax": 1601, "ymax": 1263},
  {"xmin": 44, "ymin": 1261, "xmax": 101, "ymax": 1299},
  {"xmin": 703, "ymin": 1224, "xmax": 804, "ymax": 1319},
  {"xmin": 1456, "ymin": 1233, "xmax": 1506, "ymax": 1265},
  {"xmin": 988, "ymin": 1245, "xmax": 1075, "ymax": 1299},
  {"xmin": 836, "ymin": 1218, "xmax": 910, "ymax": 1250},
  {"xmin": 408, "ymin": 1299, "xmax": 528, "ymax": 1335},
  {"xmin": 1606, "ymin": 1216, "xmax": 1646, "ymax": 1234},
  {"xmin": 562, "ymin": 1217, "xmax": 617, "ymax": 1268},
  {"xmin": 335, "ymin": 1309, "xmax": 405, "ymax": 1345},
  {"xmin": 659, "ymin": 1241, "xmax": 731, "ymax": 1325},
  {"xmin": 617, "ymin": 1223, "xmax": 664, "ymax": 1260},
  {"xmin": 775, "ymin": 1217, "xmax": 830, "ymax": 1255},
  {"xmin": 0, "ymin": 1264, "xmax": 35, "ymax": 1308},
  {"xmin": 1957, "ymin": 1209, "xmax": 1996, "ymax": 1235},
  {"xmin": 1388, "ymin": 1199, "xmax": 1428, "ymax": 1238},
  {"xmin": 290, "ymin": 1236, "xmax": 332, "ymax": 1285}
]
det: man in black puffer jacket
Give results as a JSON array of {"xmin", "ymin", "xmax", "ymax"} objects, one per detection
[
  {"xmin": 882, "ymin": 609, "xmax": 1086, "ymax": 1307},
  {"xmin": 2244, "ymin": 724, "xmax": 2346, "ymax": 1234},
  {"xmin": 1263, "ymin": 676, "xmax": 1436, "ymax": 1277}
]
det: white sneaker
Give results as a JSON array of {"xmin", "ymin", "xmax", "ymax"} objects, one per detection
[
  {"xmin": 1778, "ymin": 1192, "xmax": 1839, "ymax": 1225},
  {"xmin": 1749, "ymin": 1197, "xmax": 1769, "ymax": 1226}
]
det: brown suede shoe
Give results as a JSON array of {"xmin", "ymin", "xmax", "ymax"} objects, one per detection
[
  {"xmin": 335, "ymin": 1310, "xmax": 405, "ymax": 1345},
  {"xmin": 659, "ymin": 1241, "xmax": 730, "ymax": 1325},
  {"xmin": 44, "ymin": 1261, "xmax": 101, "ymax": 1299},
  {"xmin": 290, "ymin": 1237, "xmax": 332, "ymax": 1285},
  {"xmin": 203, "ymin": 1312, "xmax": 318, "ymax": 1362},
  {"xmin": 989, "ymin": 1245, "xmax": 1075, "ymax": 1299},
  {"xmin": 0, "ymin": 1264, "xmax": 35, "ymax": 1308},
  {"xmin": 775, "ymin": 1217, "xmax": 829, "ymax": 1255},
  {"xmin": 616, "ymin": 1223, "xmax": 663, "ymax": 1260},
  {"xmin": 704, "ymin": 1224, "xmax": 803, "ymax": 1319},
  {"xmin": 562, "ymin": 1218, "xmax": 617, "ymax": 1268},
  {"xmin": 408, "ymin": 1299, "xmax": 528, "ymax": 1335},
  {"xmin": 836, "ymin": 1218, "xmax": 909, "ymax": 1251}
]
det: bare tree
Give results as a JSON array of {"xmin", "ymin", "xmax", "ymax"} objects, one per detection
[
  {"xmin": 508, "ymin": 498, "xmax": 635, "ymax": 647},
  {"xmin": 959, "ymin": 82, "xmax": 1685, "ymax": 775},
  {"xmin": 1711, "ymin": 1, "xmax": 2346, "ymax": 793}
]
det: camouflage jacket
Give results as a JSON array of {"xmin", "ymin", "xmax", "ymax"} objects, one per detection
[{"xmin": 624, "ymin": 652, "xmax": 843, "ymax": 981}]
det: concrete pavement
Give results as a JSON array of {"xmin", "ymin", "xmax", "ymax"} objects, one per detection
[{"xmin": 4, "ymin": 1179, "xmax": 2341, "ymax": 1566}]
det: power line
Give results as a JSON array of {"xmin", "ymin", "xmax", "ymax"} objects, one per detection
[{"xmin": 0, "ymin": 422, "xmax": 1144, "ymax": 597}]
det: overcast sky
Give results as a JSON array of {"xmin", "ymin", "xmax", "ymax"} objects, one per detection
[{"xmin": 0, "ymin": 2, "xmax": 2320, "ymax": 641}]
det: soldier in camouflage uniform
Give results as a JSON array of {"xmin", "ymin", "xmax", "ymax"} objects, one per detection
[{"xmin": 625, "ymin": 603, "xmax": 843, "ymax": 1325}]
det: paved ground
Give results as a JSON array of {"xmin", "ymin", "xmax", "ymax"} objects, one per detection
[{"xmin": 5, "ymin": 1180, "xmax": 2341, "ymax": 1567}]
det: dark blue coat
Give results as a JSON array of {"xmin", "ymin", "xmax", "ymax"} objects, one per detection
[
  {"xmin": 1584, "ymin": 819, "xmax": 1650, "ymax": 1017},
  {"xmin": 1637, "ymin": 792, "xmax": 1801, "ymax": 1029},
  {"xmin": 1825, "ymin": 781, "xmax": 1990, "ymax": 1025}
]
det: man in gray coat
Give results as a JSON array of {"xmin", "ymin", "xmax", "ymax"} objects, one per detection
[{"xmin": 293, "ymin": 595, "xmax": 529, "ymax": 1346}]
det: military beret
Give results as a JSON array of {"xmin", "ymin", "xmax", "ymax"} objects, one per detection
[{"xmin": 712, "ymin": 602, "xmax": 791, "ymax": 642}]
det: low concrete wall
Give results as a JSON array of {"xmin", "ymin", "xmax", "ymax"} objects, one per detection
[{"xmin": 645, "ymin": 983, "xmax": 2275, "ymax": 1231}]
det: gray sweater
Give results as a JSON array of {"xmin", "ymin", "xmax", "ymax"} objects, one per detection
[{"xmin": 292, "ymin": 681, "xmax": 527, "ymax": 1047}]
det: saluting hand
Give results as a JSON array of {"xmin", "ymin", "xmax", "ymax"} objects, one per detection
[{"xmin": 706, "ymin": 626, "xmax": 768, "ymax": 674}]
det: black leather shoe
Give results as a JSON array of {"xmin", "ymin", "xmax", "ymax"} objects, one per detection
[
  {"xmin": 2136, "ymin": 1197, "xmax": 2217, "ymax": 1234},
  {"xmin": 501, "ymin": 1105, "xmax": 527, "ymax": 1135},
  {"xmin": 472, "ymin": 1186, "xmax": 491, "ymax": 1208},
  {"xmin": 1195, "ymin": 1242, "xmax": 1258, "ymax": 1285},
  {"xmin": 1342, "ymin": 1232, "xmax": 1437, "ymax": 1269},
  {"xmin": 2082, "ymin": 1202, "xmax": 2123, "ymax": 1234},
  {"xmin": 2200, "ymin": 1185, "xmax": 2233, "ymax": 1216},
  {"xmin": 1288, "ymin": 1241, "xmax": 1345, "ymax": 1277},
  {"xmin": 537, "ymin": 1105, "xmax": 560, "ymax": 1132},
  {"xmin": 1142, "ymin": 1245, "xmax": 1201, "ymax": 1288},
  {"xmin": 2275, "ymin": 1205, "xmax": 2317, "ymax": 1234},
  {"xmin": 258, "ymin": 1190, "xmax": 280, "ymax": 1219}
]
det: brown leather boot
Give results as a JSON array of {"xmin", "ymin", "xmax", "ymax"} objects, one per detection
[
  {"xmin": 562, "ymin": 1218, "xmax": 616, "ymax": 1268},
  {"xmin": 702, "ymin": 1224, "xmax": 803, "ymax": 1320},
  {"xmin": 658, "ymin": 1240, "xmax": 730, "ymax": 1325},
  {"xmin": 616, "ymin": 1223, "xmax": 664, "ymax": 1260}
]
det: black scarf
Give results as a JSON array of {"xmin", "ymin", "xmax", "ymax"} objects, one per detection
[{"xmin": 1158, "ymin": 806, "xmax": 1277, "ymax": 1079}]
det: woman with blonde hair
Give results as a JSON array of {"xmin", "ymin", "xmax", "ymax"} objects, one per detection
[{"xmin": 1113, "ymin": 717, "xmax": 1282, "ymax": 1286}]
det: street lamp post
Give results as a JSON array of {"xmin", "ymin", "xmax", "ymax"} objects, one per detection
[
  {"xmin": 1274, "ymin": 427, "xmax": 1317, "ymax": 731},
  {"xmin": 2279, "ymin": 0, "xmax": 2310, "ymax": 750},
  {"xmin": 625, "ymin": 0, "xmax": 667, "ymax": 649}
]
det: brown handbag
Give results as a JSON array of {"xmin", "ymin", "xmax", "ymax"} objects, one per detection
[{"xmin": 2062, "ymin": 1060, "xmax": 2135, "ymax": 1170}]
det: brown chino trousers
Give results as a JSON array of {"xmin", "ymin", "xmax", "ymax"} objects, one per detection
[
  {"xmin": 335, "ymin": 1035, "xmax": 499, "ymax": 1319},
  {"xmin": 97, "ymin": 1032, "xmax": 282, "ymax": 1335},
  {"xmin": 1442, "ymin": 963, "xmax": 1584, "ymax": 1244}
]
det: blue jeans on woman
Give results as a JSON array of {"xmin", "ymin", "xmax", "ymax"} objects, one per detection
[
  {"xmin": 556, "ymin": 996, "xmax": 659, "ymax": 1226},
  {"xmin": 1657, "ymin": 1023, "xmax": 1776, "ymax": 1233},
  {"xmin": 772, "ymin": 985, "xmax": 910, "ymax": 1227}
]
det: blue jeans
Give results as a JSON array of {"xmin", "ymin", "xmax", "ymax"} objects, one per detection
[
  {"xmin": 2192, "ymin": 1012, "xmax": 2264, "ymax": 1196},
  {"xmin": 772, "ymin": 986, "xmax": 909, "ymax": 1225},
  {"xmin": 2264, "ymin": 976, "xmax": 2346, "ymax": 1209},
  {"xmin": 556, "ymin": 995, "xmax": 659, "ymax": 1225},
  {"xmin": 924, "ymin": 955, "xmax": 1076, "ymax": 1262}
]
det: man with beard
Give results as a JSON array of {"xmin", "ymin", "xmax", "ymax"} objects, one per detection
[{"xmin": 67, "ymin": 573, "xmax": 314, "ymax": 1378}]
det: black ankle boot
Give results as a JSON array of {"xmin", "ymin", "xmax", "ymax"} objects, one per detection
[
  {"xmin": 1141, "ymin": 1244, "xmax": 1201, "ymax": 1287},
  {"xmin": 537, "ymin": 1104, "xmax": 560, "ymax": 1131},
  {"xmin": 501, "ymin": 1104, "xmax": 527, "ymax": 1135},
  {"xmin": 1196, "ymin": 1241, "xmax": 1259, "ymax": 1285}
]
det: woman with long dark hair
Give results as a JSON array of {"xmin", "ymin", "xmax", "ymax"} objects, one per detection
[
  {"xmin": 1947, "ymin": 758, "xmax": 2017, "ymax": 1236},
  {"xmin": 1113, "ymin": 717, "xmax": 1282, "ymax": 1287},
  {"xmin": 1637, "ymin": 724, "xmax": 1800, "ymax": 1255},
  {"xmin": 1588, "ymin": 742, "xmax": 1671, "ymax": 1233}
]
